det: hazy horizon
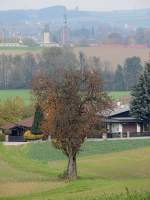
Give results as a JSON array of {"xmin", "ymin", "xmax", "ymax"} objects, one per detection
[{"xmin": 0, "ymin": 0, "xmax": 150, "ymax": 11}]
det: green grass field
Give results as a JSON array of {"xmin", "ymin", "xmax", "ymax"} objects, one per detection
[
  {"xmin": 109, "ymin": 91, "xmax": 130, "ymax": 100},
  {"xmin": 0, "ymin": 89, "xmax": 31, "ymax": 104},
  {"xmin": 0, "ymin": 46, "xmax": 41, "ymax": 52},
  {"xmin": 0, "ymin": 90, "xmax": 130, "ymax": 104},
  {"xmin": 0, "ymin": 139, "xmax": 150, "ymax": 200}
]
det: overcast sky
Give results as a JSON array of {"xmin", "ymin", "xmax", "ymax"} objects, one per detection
[{"xmin": 1, "ymin": 0, "xmax": 150, "ymax": 11}]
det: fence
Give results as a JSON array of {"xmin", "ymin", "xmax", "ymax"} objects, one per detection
[
  {"xmin": 8, "ymin": 136, "xmax": 25, "ymax": 142},
  {"xmin": 108, "ymin": 132, "xmax": 150, "ymax": 139}
]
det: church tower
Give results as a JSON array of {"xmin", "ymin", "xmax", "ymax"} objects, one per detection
[
  {"xmin": 62, "ymin": 14, "xmax": 69, "ymax": 45},
  {"xmin": 43, "ymin": 24, "xmax": 51, "ymax": 44}
]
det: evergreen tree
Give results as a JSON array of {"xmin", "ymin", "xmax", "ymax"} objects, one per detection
[
  {"xmin": 32, "ymin": 105, "xmax": 43, "ymax": 134},
  {"xmin": 131, "ymin": 62, "xmax": 150, "ymax": 124},
  {"xmin": 114, "ymin": 65, "xmax": 125, "ymax": 91}
]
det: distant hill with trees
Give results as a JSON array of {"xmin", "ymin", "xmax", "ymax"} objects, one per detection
[{"xmin": 0, "ymin": 6, "xmax": 150, "ymax": 27}]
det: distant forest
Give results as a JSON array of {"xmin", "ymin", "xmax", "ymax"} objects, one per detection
[{"xmin": 0, "ymin": 47, "xmax": 143, "ymax": 91}]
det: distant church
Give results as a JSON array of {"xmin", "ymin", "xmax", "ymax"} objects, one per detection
[
  {"xmin": 40, "ymin": 24, "xmax": 60, "ymax": 47},
  {"xmin": 40, "ymin": 13, "xmax": 70, "ymax": 47},
  {"xmin": 62, "ymin": 14, "xmax": 70, "ymax": 45},
  {"xmin": 43, "ymin": 25, "xmax": 51, "ymax": 44}
]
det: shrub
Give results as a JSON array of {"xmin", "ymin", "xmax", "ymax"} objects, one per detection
[
  {"xmin": 24, "ymin": 130, "xmax": 44, "ymax": 141},
  {"xmin": 0, "ymin": 97, "xmax": 34, "ymax": 127},
  {"xmin": 0, "ymin": 132, "xmax": 5, "ymax": 142}
]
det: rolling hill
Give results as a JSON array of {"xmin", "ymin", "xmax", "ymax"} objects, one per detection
[{"xmin": 0, "ymin": 140, "xmax": 150, "ymax": 199}]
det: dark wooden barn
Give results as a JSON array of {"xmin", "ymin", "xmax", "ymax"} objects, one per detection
[{"xmin": 1, "ymin": 117, "xmax": 34, "ymax": 142}]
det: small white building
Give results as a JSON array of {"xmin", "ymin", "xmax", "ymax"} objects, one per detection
[
  {"xmin": 43, "ymin": 32, "xmax": 50, "ymax": 44},
  {"xmin": 41, "ymin": 24, "xmax": 60, "ymax": 48},
  {"xmin": 40, "ymin": 42, "xmax": 60, "ymax": 48}
]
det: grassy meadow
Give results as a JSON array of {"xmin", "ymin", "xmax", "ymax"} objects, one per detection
[
  {"xmin": 109, "ymin": 91, "xmax": 130, "ymax": 100},
  {"xmin": 0, "ymin": 46, "xmax": 41, "ymax": 54},
  {"xmin": 0, "ymin": 140, "xmax": 150, "ymax": 199},
  {"xmin": 0, "ymin": 89, "xmax": 130, "ymax": 104},
  {"xmin": 0, "ymin": 89, "xmax": 31, "ymax": 104}
]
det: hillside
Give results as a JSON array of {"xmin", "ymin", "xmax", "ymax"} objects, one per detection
[{"xmin": 0, "ymin": 140, "xmax": 150, "ymax": 199}]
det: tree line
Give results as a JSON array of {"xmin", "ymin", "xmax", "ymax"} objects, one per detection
[
  {"xmin": 92, "ymin": 56, "xmax": 143, "ymax": 91},
  {"xmin": 113, "ymin": 57, "xmax": 143, "ymax": 91},
  {"xmin": 0, "ymin": 48, "xmax": 143, "ymax": 91},
  {"xmin": 0, "ymin": 48, "xmax": 78, "ymax": 89},
  {"xmin": 0, "ymin": 53, "xmax": 36, "ymax": 89}
]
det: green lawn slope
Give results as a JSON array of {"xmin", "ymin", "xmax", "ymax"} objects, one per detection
[{"xmin": 0, "ymin": 140, "xmax": 150, "ymax": 199}]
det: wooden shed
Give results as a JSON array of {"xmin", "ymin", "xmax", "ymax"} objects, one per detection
[{"xmin": 1, "ymin": 117, "xmax": 34, "ymax": 142}]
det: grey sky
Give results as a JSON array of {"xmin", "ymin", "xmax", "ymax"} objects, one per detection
[{"xmin": 1, "ymin": 0, "xmax": 150, "ymax": 11}]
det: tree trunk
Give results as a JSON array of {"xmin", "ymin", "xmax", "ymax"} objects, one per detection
[{"xmin": 66, "ymin": 153, "xmax": 77, "ymax": 180}]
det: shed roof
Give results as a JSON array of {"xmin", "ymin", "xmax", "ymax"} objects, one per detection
[{"xmin": 1, "ymin": 117, "xmax": 34, "ymax": 130}]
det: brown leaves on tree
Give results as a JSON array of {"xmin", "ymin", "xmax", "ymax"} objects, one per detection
[{"xmin": 32, "ymin": 67, "xmax": 112, "ymax": 179}]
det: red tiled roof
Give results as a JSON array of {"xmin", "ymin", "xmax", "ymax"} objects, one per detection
[{"xmin": 1, "ymin": 117, "xmax": 34, "ymax": 130}]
